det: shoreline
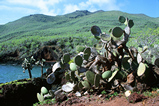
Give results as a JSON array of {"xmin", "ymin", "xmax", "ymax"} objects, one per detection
[{"xmin": 0, "ymin": 65, "xmax": 47, "ymax": 84}]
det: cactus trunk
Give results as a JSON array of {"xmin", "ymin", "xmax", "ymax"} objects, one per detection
[
  {"xmin": 41, "ymin": 66, "xmax": 43, "ymax": 77},
  {"xmin": 28, "ymin": 68, "xmax": 32, "ymax": 78}
]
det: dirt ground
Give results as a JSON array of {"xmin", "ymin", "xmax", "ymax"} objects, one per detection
[
  {"xmin": 40, "ymin": 92, "xmax": 159, "ymax": 106},
  {"xmin": 60, "ymin": 95, "xmax": 159, "ymax": 106},
  {"xmin": 79, "ymin": 96, "xmax": 159, "ymax": 106}
]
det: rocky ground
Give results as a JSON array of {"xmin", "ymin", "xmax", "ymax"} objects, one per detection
[{"xmin": 41, "ymin": 91, "xmax": 159, "ymax": 106}]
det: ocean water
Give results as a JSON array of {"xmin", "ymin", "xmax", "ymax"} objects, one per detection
[{"xmin": 0, "ymin": 64, "xmax": 49, "ymax": 83}]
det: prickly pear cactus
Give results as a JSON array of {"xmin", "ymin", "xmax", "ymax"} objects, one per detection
[
  {"xmin": 70, "ymin": 63, "xmax": 77, "ymax": 71},
  {"xmin": 74, "ymin": 55, "xmax": 83, "ymax": 66},
  {"xmin": 63, "ymin": 53, "xmax": 70, "ymax": 63},
  {"xmin": 137, "ymin": 62, "xmax": 147, "ymax": 76},
  {"xmin": 41, "ymin": 86, "xmax": 48, "ymax": 95},
  {"xmin": 44, "ymin": 16, "xmax": 159, "ymax": 98},
  {"xmin": 112, "ymin": 27, "xmax": 123, "ymax": 38},
  {"xmin": 94, "ymin": 74, "xmax": 100, "ymax": 87},
  {"xmin": 37, "ymin": 93, "xmax": 44, "ymax": 102},
  {"xmin": 86, "ymin": 71, "xmax": 95, "ymax": 85},
  {"xmin": 102, "ymin": 71, "xmax": 112, "ymax": 79},
  {"xmin": 82, "ymin": 80, "xmax": 90, "ymax": 89}
]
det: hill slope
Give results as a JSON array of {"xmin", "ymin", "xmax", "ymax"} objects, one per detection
[
  {"xmin": 0, "ymin": 10, "xmax": 159, "ymax": 63},
  {"xmin": 0, "ymin": 10, "xmax": 158, "ymax": 42}
]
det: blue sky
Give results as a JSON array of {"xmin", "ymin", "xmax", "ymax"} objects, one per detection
[{"xmin": 0, "ymin": 0, "xmax": 159, "ymax": 25}]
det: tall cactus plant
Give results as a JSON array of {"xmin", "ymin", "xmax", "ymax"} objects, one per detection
[
  {"xmin": 43, "ymin": 16, "xmax": 159, "ymax": 98},
  {"xmin": 22, "ymin": 56, "xmax": 35, "ymax": 78},
  {"xmin": 35, "ymin": 58, "xmax": 46, "ymax": 77}
]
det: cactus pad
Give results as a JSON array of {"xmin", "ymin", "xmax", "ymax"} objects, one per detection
[
  {"xmin": 65, "ymin": 73, "xmax": 70, "ymax": 81},
  {"xmin": 94, "ymin": 74, "xmax": 100, "ymax": 87},
  {"xmin": 41, "ymin": 86, "xmax": 48, "ymax": 94},
  {"xmin": 122, "ymin": 61, "xmax": 130, "ymax": 70},
  {"xmin": 83, "ymin": 54, "xmax": 90, "ymax": 61},
  {"xmin": 91, "ymin": 25, "xmax": 102, "ymax": 37},
  {"xmin": 112, "ymin": 27, "xmax": 123, "ymax": 38},
  {"xmin": 74, "ymin": 55, "xmax": 83, "ymax": 66},
  {"xmin": 118, "ymin": 16, "xmax": 126, "ymax": 23},
  {"xmin": 137, "ymin": 62, "xmax": 146, "ymax": 76},
  {"xmin": 52, "ymin": 62, "xmax": 61, "ymax": 73},
  {"xmin": 137, "ymin": 53, "xmax": 142, "ymax": 64},
  {"xmin": 122, "ymin": 56, "xmax": 131, "ymax": 70},
  {"xmin": 37, "ymin": 93, "xmax": 44, "ymax": 102},
  {"xmin": 102, "ymin": 71, "xmax": 112, "ymax": 79},
  {"xmin": 108, "ymin": 69, "xmax": 119, "ymax": 82},
  {"xmin": 63, "ymin": 53, "xmax": 70, "ymax": 63},
  {"xmin": 70, "ymin": 71, "xmax": 77, "ymax": 82},
  {"xmin": 78, "ymin": 81, "xmax": 83, "ymax": 89},
  {"xmin": 84, "ymin": 47, "xmax": 91, "ymax": 56},
  {"xmin": 82, "ymin": 80, "xmax": 90, "ymax": 89},
  {"xmin": 46, "ymin": 72, "xmax": 56, "ymax": 84},
  {"xmin": 116, "ymin": 70, "xmax": 128, "ymax": 79},
  {"xmin": 128, "ymin": 19, "xmax": 134, "ymax": 28},
  {"xmin": 86, "ymin": 71, "xmax": 95, "ymax": 85},
  {"xmin": 70, "ymin": 63, "xmax": 77, "ymax": 71},
  {"xmin": 83, "ymin": 47, "xmax": 91, "ymax": 61}
]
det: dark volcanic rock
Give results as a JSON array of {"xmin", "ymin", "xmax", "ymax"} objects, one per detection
[
  {"xmin": 33, "ymin": 46, "xmax": 59, "ymax": 61},
  {"xmin": 0, "ymin": 49, "xmax": 22, "ymax": 64},
  {"xmin": 0, "ymin": 46, "xmax": 59, "ymax": 64},
  {"xmin": 128, "ymin": 92, "xmax": 147, "ymax": 103}
]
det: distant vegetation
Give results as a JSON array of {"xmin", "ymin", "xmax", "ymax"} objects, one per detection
[{"xmin": 0, "ymin": 10, "xmax": 158, "ymax": 61}]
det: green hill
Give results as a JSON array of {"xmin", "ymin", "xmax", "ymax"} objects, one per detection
[{"xmin": 0, "ymin": 10, "xmax": 159, "ymax": 63}]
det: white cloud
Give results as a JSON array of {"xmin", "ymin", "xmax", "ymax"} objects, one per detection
[
  {"xmin": 63, "ymin": 0, "xmax": 122, "ymax": 14},
  {"xmin": 2, "ymin": 0, "xmax": 123, "ymax": 17},
  {"xmin": 6, "ymin": 0, "xmax": 63, "ymax": 15},
  {"xmin": 64, "ymin": 4, "xmax": 79, "ymax": 14},
  {"xmin": 86, "ymin": 0, "xmax": 121, "ymax": 10}
]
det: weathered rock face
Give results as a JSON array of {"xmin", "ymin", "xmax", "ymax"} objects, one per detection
[
  {"xmin": 33, "ymin": 46, "xmax": 59, "ymax": 61},
  {"xmin": 0, "ymin": 49, "xmax": 22, "ymax": 64},
  {"xmin": 0, "ymin": 46, "xmax": 59, "ymax": 64}
]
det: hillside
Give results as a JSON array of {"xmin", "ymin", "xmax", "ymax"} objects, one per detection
[{"xmin": 0, "ymin": 10, "xmax": 159, "ymax": 63}]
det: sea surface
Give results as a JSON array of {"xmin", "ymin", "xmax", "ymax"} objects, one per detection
[{"xmin": 0, "ymin": 64, "xmax": 49, "ymax": 83}]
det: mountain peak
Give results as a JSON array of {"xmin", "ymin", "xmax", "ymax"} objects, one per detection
[
  {"xmin": 18, "ymin": 14, "xmax": 56, "ymax": 23},
  {"xmin": 93, "ymin": 10, "xmax": 105, "ymax": 13},
  {"xmin": 64, "ymin": 10, "xmax": 92, "ymax": 18},
  {"xmin": 74, "ymin": 10, "xmax": 91, "ymax": 14}
]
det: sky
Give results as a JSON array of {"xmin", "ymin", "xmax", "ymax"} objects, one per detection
[{"xmin": 0, "ymin": 0, "xmax": 159, "ymax": 25}]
